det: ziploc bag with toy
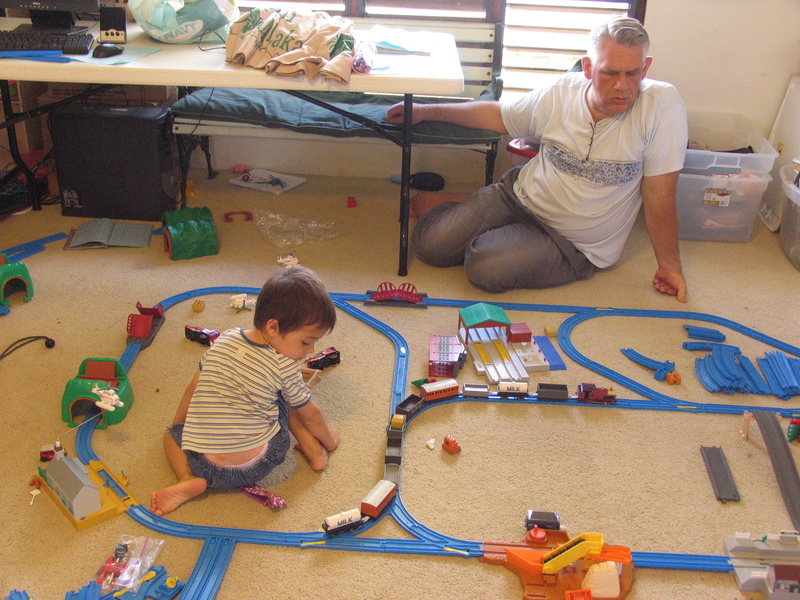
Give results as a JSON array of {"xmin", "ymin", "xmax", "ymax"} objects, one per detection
[{"xmin": 95, "ymin": 534, "xmax": 165, "ymax": 594}]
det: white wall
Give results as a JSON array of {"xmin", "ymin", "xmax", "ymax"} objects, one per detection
[
  {"xmin": 206, "ymin": 0, "xmax": 800, "ymax": 183},
  {"xmin": 645, "ymin": 0, "xmax": 800, "ymax": 136},
  {"xmin": 206, "ymin": 134, "xmax": 489, "ymax": 185}
]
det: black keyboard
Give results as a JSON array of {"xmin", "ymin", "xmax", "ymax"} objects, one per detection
[{"xmin": 0, "ymin": 29, "xmax": 94, "ymax": 55}]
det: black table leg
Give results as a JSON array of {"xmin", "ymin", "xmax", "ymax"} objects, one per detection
[
  {"xmin": 398, "ymin": 93, "xmax": 413, "ymax": 276},
  {"xmin": 0, "ymin": 80, "xmax": 41, "ymax": 210}
]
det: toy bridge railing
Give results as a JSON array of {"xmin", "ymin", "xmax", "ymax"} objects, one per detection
[{"xmin": 370, "ymin": 282, "xmax": 423, "ymax": 303}]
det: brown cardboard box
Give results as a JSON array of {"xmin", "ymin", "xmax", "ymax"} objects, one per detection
[
  {"xmin": 0, "ymin": 81, "xmax": 49, "ymax": 155},
  {"xmin": 42, "ymin": 83, "xmax": 178, "ymax": 106}
]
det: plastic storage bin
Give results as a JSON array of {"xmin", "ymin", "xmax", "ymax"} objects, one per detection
[
  {"xmin": 677, "ymin": 112, "xmax": 778, "ymax": 242},
  {"xmin": 779, "ymin": 163, "xmax": 800, "ymax": 271},
  {"xmin": 685, "ymin": 111, "xmax": 779, "ymax": 175}
]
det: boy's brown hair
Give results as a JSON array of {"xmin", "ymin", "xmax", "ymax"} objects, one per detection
[{"xmin": 253, "ymin": 266, "xmax": 336, "ymax": 334}]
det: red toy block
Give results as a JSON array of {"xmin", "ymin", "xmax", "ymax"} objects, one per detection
[{"xmin": 509, "ymin": 322, "xmax": 532, "ymax": 344}]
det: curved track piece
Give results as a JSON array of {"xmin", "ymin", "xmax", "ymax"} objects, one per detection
[{"xmin": 620, "ymin": 348, "xmax": 674, "ymax": 380}]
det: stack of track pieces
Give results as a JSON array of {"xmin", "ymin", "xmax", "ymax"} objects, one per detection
[{"xmin": 687, "ymin": 342, "xmax": 800, "ymax": 400}]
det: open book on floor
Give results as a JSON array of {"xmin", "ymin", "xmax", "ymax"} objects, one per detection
[{"xmin": 66, "ymin": 218, "xmax": 154, "ymax": 249}]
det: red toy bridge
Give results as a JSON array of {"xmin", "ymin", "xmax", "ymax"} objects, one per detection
[{"xmin": 369, "ymin": 282, "xmax": 423, "ymax": 304}]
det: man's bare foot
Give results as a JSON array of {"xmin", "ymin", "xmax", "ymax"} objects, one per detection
[
  {"xmin": 294, "ymin": 441, "xmax": 328, "ymax": 472},
  {"xmin": 150, "ymin": 477, "xmax": 208, "ymax": 515}
]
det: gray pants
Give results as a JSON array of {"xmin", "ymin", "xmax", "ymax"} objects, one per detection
[{"xmin": 412, "ymin": 167, "xmax": 595, "ymax": 293}]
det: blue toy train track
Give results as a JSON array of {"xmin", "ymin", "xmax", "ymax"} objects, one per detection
[{"xmin": 41, "ymin": 286, "xmax": 800, "ymax": 599}]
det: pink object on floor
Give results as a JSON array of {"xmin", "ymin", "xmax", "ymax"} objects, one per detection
[{"xmin": 238, "ymin": 484, "xmax": 287, "ymax": 508}]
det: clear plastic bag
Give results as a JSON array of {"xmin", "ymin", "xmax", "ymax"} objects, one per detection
[
  {"xmin": 254, "ymin": 210, "xmax": 344, "ymax": 250},
  {"xmin": 95, "ymin": 535, "xmax": 165, "ymax": 594}
]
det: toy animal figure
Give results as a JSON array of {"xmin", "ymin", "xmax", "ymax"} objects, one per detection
[{"xmin": 92, "ymin": 383, "xmax": 124, "ymax": 411}]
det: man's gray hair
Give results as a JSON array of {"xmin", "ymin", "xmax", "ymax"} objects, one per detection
[{"xmin": 588, "ymin": 16, "xmax": 650, "ymax": 60}]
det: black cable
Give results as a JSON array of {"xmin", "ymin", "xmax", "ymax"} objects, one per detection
[
  {"xmin": 0, "ymin": 336, "xmax": 55, "ymax": 361},
  {"xmin": 198, "ymin": 27, "xmax": 226, "ymax": 51}
]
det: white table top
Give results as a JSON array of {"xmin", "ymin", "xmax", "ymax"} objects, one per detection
[{"xmin": 0, "ymin": 17, "xmax": 465, "ymax": 96}]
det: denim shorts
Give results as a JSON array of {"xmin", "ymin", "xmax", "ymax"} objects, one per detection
[{"xmin": 169, "ymin": 397, "xmax": 290, "ymax": 490}]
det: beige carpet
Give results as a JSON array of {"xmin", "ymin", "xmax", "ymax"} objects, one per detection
[{"xmin": 2, "ymin": 168, "xmax": 799, "ymax": 600}]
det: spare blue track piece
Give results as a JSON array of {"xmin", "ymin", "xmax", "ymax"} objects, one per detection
[
  {"xmin": 64, "ymin": 582, "xmax": 101, "ymax": 600},
  {"xmin": 535, "ymin": 335, "xmax": 566, "ymax": 370},
  {"xmin": 1, "ymin": 232, "xmax": 68, "ymax": 261},
  {"xmin": 621, "ymin": 348, "xmax": 674, "ymax": 380},
  {"xmin": 699, "ymin": 354, "xmax": 736, "ymax": 393},
  {"xmin": 767, "ymin": 352, "xmax": 800, "ymax": 396},
  {"xmin": 683, "ymin": 341, "xmax": 740, "ymax": 352},
  {"xmin": 695, "ymin": 356, "xmax": 720, "ymax": 393},
  {"xmin": 711, "ymin": 345, "xmax": 748, "ymax": 391},
  {"xmin": 684, "ymin": 324, "xmax": 726, "ymax": 342},
  {"xmin": 758, "ymin": 352, "xmax": 800, "ymax": 400},
  {"xmin": 738, "ymin": 355, "xmax": 771, "ymax": 395}
]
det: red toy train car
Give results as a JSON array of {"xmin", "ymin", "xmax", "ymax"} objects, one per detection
[
  {"xmin": 307, "ymin": 346, "xmax": 340, "ymax": 370},
  {"xmin": 419, "ymin": 378, "xmax": 459, "ymax": 403},
  {"xmin": 576, "ymin": 383, "xmax": 617, "ymax": 404},
  {"xmin": 185, "ymin": 325, "xmax": 220, "ymax": 346}
]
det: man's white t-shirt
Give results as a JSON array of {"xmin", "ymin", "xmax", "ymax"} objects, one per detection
[{"xmin": 501, "ymin": 71, "xmax": 688, "ymax": 268}]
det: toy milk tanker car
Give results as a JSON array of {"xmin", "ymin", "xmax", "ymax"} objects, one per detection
[
  {"xmin": 322, "ymin": 508, "xmax": 367, "ymax": 537},
  {"xmin": 322, "ymin": 480, "xmax": 397, "ymax": 537}
]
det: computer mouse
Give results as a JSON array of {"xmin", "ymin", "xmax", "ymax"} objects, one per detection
[{"xmin": 92, "ymin": 43, "xmax": 124, "ymax": 58}]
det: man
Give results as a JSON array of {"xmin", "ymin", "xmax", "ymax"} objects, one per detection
[{"xmin": 386, "ymin": 17, "xmax": 688, "ymax": 302}]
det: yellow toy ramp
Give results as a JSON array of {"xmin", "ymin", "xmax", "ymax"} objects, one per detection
[{"xmin": 542, "ymin": 533, "xmax": 605, "ymax": 575}]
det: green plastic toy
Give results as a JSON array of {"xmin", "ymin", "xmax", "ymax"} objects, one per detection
[
  {"xmin": 62, "ymin": 358, "xmax": 134, "ymax": 429},
  {"xmin": 162, "ymin": 206, "xmax": 218, "ymax": 261},
  {"xmin": 0, "ymin": 253, "xmax": 34, "ymax": 306}
]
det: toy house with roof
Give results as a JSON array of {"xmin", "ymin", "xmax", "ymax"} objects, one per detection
[
  {"xmin": 457, "ymin": 303, "xmax": 550, "ymax": 382},
  {"xmin": 39, "ymin": 451, "xmax": 101, "ymax": 522}
]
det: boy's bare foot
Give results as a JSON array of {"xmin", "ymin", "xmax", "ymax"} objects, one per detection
[
  {"xmin": 150, "ymin": 477, "xmax": 208, "ymax": 515},
  {"xmin": 294, "ymin": 441, "xmax": 328, "ymax": 472}
]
